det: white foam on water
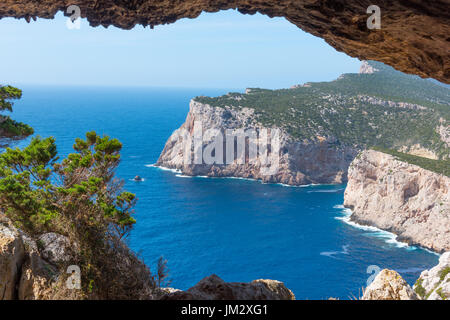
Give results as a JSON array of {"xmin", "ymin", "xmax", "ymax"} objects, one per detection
[
  {"xmin": 147, "ymin": 164, "xmax": 333, "ymax": 188},
  {"xmin": 308, "ymin": 188, "xmax": 345, "ymax": 193},
  {"xmin": 320, "ymin": 244, "xmax": 350, "ymax": 259},
  {"xmin": 175, "ymin": 174, "xmax": 193, "ymax": 178},
  {"xmin": 334, "ymin": 204, "xmax": 415, "ymax": 250},
  {"xmin": 128, "ymin": 178, "xmax": 145, "ymax": 182},
  {"xmin": 146, "ymin": 164, "xmax": 182, "ymax": 174}
]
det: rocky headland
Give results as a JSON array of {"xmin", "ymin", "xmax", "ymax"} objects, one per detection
[
  {"xmin": 344, "ymin": 150, "xmax": 449, "ymax": 253},
  {"xmin": 158, "ymin": 61, "xmax": 449, "ymax": 187},
  {"xmin": 157, "ymin": 100, "xmax": 357, "ymax": 185}
]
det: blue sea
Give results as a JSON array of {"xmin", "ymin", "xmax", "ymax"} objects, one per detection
[{"xmin": 8, "ymin": 86, "xmax": 439, "ymax": 299}]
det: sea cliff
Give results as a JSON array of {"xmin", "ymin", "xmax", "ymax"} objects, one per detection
[
  {"xmin": 157, "ymin": 100, "xmax": 357, "ymax": 185},
  {"xmin": 344, "ymin": 150, "xmax": 449, "ymax": 253}
]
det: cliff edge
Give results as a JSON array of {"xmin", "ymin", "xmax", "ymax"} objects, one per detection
[
  {"xmin": 156, "ymin": 100, "xmax": 357, "ymax": 186},
  {"xmin": 344, "ymin": 150, "xmax": 449, "ymax": 253}
]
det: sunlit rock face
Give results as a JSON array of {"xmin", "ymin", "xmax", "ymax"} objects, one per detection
[
  {"xmin": 0, "ymin": 0, "xmax": 448, "ymax": 83},
  {"xmin": 362, "ymin": 269, "xmax": 419, "ymax": 300},
  {"xmin": 344, "ymin": 150, "xmax": 450, "ymax": 254}
]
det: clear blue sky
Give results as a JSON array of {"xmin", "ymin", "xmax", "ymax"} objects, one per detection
[{"xmin": 0, "ymin": 9, "xmax": 360, "ymax": 89}]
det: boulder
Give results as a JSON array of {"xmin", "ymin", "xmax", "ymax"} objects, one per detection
[
  {"xmin": 161, "ymin": 274, "xmax": 295, "ymax": 300},
  {"xmin": 38, "ymin": 232, "xmax": 71, "ymax": 265},
  {"xmin": 18, "ymin": 235, "xmax": 61, "ymax": 300},
  {"xmin": 362, "ymin": 269, "xmax": 418, "ymax": 300}
]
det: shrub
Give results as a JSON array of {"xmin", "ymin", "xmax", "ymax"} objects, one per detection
[{"xmin": 0, "ymin": 131, "xmax": 155, "ymax": 299}]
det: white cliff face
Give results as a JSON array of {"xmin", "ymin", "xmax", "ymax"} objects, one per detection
[
  {"xmin": 344, "ymin": 150, "xmax": 450, "ymax": 253},
  {"xmin": 359, "ymin": 61, "xmax": 379, "ymax": 74},
  {"xmin": 157, "ymin": 100, "xmax": 357, "ymax": 185},
  {"xmin": 414, "ymin": 252, "xmax": 450, "ymax": 300}
]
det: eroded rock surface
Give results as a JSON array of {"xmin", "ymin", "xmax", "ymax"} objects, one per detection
[
  {"xmin": 38, "ymin": 232, "xmax": 70, "ymax": 265},
  {"xmin": 0, "ymin": 220, "xmax": 24, "ymax": 299},
  {"xmin": 0, "ymin": 216, "xmax": 75, "ymax": 300},
  {"xmin": 362, "ymin": 269, "xmax": 418, "ymax": 300},
  {"xmin": 0, "ymin": 1, "xmax": 448, "ymax": 83},
  {"xmin": 161, "ymin": 274, "xmax": 295, "ymax": 300},
  {"xmin": 344, "ymin": 150, "xmax": 450, "ymax": 253}
]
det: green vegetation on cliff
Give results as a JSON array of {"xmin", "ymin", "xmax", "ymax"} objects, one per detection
[
  {"xmin": 0, "ymin": 85, "xmax": 34, "ymax": 138},
  {"xmin": 0, "ymin": 117, "xmax": 34, "ymax": 137},
  {"xmin": 195, "ymin": 61, "xmax": 449, "ymax": 159},
  {"xmin": 371, "ymin": 147, "xmax": 450, "ymax": 177}
]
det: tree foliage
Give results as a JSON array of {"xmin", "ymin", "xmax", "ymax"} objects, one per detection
[
  {"xmin": 0, "ymin": 131, "xmax": 153, "ymax": 298},
  {"xmin": 0, "ymin": 85, "xmax": 33, "ymax": 138},
  {"xmin": 0, "ymin": 85, "xmax": 22, "ymax": 112}
]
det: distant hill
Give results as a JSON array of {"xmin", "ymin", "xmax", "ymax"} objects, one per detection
[{"xmin": 195, "ymin": 61, "xmax": 449, "ymax": 159}]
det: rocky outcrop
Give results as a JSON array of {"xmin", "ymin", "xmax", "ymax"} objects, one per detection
[
  {"xmin": 0, "ymin": 1, "xmax": 448, "ymax": 83},
  {"xmin": 157, "ymin": 100, "xmax": 357, "ymax": 185},
  {"xmin": 359, "ymin": 61, "xmax": 379, "ymax": 74},
  {"xmin": 0, "ymin": 220, "xmax": 25, "ymax": 299},
  {"xmin": 37, "ymin": 233, "xmax": 70, "ymax": 265},
  {"xmin": 414, "ymin": 252, "xmax": 450, "ymax": 300},
  {"xmin": 17, "ymin": 235, "xmax": 61, "ymax": 300},
  {"xmin": 363, "ymin": 254, "xmax": 450, "ymax": 300},
  {"xmin": 344, "ymin": 150, "xmax": 450, "ymax": 253},
  {"xmin": 160, "ymin": 274, "xmax": 295, "ymax": 300},
  {"xmin": 0, "ymin": 216, "xmax": 76, "ymax": 300},
  {"xmin": 362, "ymin": 269, "xmax": 418, "ymax": 300}
]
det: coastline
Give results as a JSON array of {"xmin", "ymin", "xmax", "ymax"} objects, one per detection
[
  {"xmin": 148, "ymin": 164, "xmax": 333, "ymax": 188},
  {"xmin": 150, "ymin": 163, "xmax": 439, "ymax": 256},
  {"xmin": 334, "ymin": 205, "xmax": 441, "ymax": 256}
]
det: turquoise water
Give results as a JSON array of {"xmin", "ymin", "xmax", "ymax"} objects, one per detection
[{"xmin": 9, "ymin": 85, "xmax": 439, "ymax": 299}]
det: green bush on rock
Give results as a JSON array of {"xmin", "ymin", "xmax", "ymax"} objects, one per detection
[
  {"xmin": 0, "ymin": 85, "xmax": 34, "ymax": 139},
  {"xmin": 0, "ymin": 131, "xmax": 155, "ymax": 299}
]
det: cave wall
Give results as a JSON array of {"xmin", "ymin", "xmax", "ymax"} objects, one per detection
[{"xmin": 0, "ymin": 0, "xmax": 448, "ymax": 83}]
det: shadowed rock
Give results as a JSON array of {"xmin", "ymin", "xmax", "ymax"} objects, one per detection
[{"xmin": 160, "ymin": 274, "xmax": 295, "ymax": 300}]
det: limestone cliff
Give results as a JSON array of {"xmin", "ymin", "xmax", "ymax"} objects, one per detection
[
  {"xmin": 344, "ymin": 150, "xmax": 450, "ymax": 253},
  {"xmin": 157, "ymin": 100, "xmax": 357, "ymax": 185}
]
